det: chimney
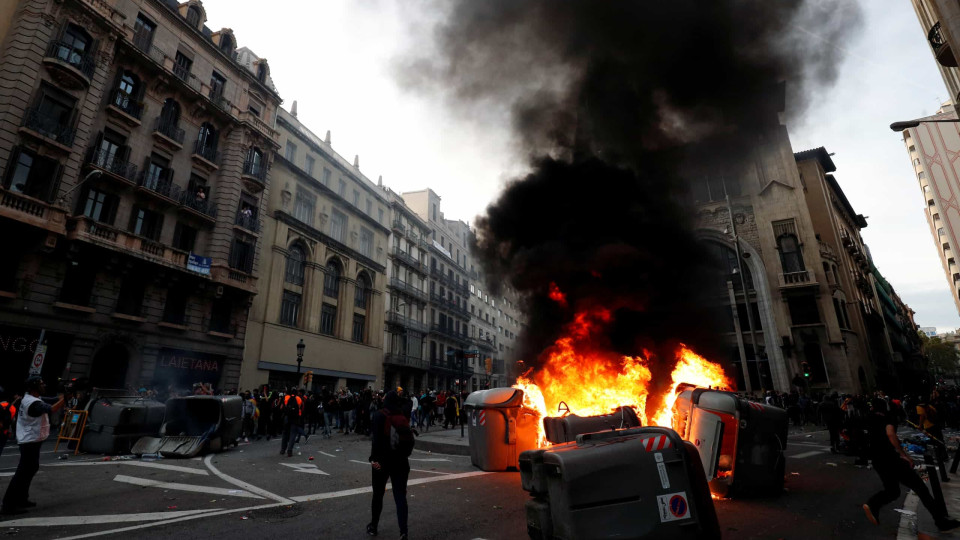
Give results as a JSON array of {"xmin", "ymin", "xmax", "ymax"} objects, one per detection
[
  {"xmin": 290, "ymin": 100, "xmax": 298, "ymax": 117},
  {"xmin": 378, "ymin": 175, "xmax": 383, "ymax": 187},
  {"xmin": 354, "ymin": 155, "xmax": 360, "ymax": 169},
  {"xmin": 325, "ymin": 130, "xmax": 331, "ymax": 144}
]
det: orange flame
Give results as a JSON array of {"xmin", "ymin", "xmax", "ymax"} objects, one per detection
[
  {"xmin": 548, "ymin": 282, "xmax": 567, "ymax": 307},
  {"xmin": 513, "ymin": 307, "xmax": 732, "ymax": 448}
]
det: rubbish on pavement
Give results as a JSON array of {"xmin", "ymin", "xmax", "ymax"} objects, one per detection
[
  {"xmin": 826, "ymin": 463, "xmax": 838, "ymax": 467},
  {"xmin": 894, "ymin": 509, "xmax": 917, "ymax": 516},
  {"xmin": 790, "ymin": 472, "xmax": 800, "ymax": 476}
]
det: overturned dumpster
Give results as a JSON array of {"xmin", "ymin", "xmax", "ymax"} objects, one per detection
[
  {"xmin": 519, "ymin": 427, "xmax": 720, "ymax": 540},
  {"xmin": 464, "ymin": 388, "xmax": 540, "ymax": 471},
  {"xmin": 672, "ymin": 388, "xmax": 787, "ymax": 497},
  {"xmin": 132, "ymin": 395, "xmax": 242, "ymax": 458},
  {"xmin": 542, "ymin": 406, "xmax": 641, "ymax": 444},
  {"xmin": 80, "ymin": 390, "xmax": 165, "ymax": 455}
]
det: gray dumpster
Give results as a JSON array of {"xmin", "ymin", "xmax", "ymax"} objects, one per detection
[
  {"xmin": 80, "ymin": 393, "xmax": 165, "ymax": 454},
  {"xmin": 542, "ymin": 406, "xmax": 641, "ymax": 444},
  {"xmin": 464, "ymin": 388, "xmax": 540, "ymax": 471},
  {"xmin": 672, "ymin": 388, "xmax": 788, "ymax": 497},
  {"xmin": 132, "ymin": 395, "xmax": 243, "ymax": 458},
  {"xmin": 519, "ymin": 427, "xmax": 721, "ymax": 539}
]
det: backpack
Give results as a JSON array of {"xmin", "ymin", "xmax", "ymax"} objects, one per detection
[
  {"xmin": 382, "ymin": 409, "xmax": 415, "ymax": 457},
  {"xmin": 284, "ymin": 396, "xmax": 301, "ymax": 419}
]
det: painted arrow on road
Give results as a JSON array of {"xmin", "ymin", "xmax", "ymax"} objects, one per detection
[{"xmin": 280, "ymin": 463, "xmax": 329, "ymax": 475}]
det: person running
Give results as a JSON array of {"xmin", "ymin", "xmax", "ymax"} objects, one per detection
[
  {"xmin": 862, "ymin": 397, "xmax": 960, "ymax": 532},
  {"xmin": 1, "ymin": 376, "xmax": 64, "ymax": 515},
  {"xmin": 367, "ymin": 390, "xmax": 412, "ymax": 540}
]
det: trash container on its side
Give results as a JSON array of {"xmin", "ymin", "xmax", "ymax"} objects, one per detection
[
  {"xmin": 464, "ymin": 388, "xmax": 539, "ymax": 471},
  {"xmin": 542, "ymin": 406, "xmax": 641, "ymax": 444},
  {"xmin": 672, "ymin": 388, "xmax": 788, "ymax": 497},
  {"xmin": 520, "ymin": 426, "xmax": 720, "ymax": 540}
]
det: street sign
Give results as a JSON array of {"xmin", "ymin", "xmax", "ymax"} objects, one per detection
[{"xmin": 30, "ymin": 343, "xmax": 47, "ymax": 375}]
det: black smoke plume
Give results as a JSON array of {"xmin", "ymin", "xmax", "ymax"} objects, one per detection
[{"xmin": 400, "ymin": 1, "xmax": 861, "ymax": 391}]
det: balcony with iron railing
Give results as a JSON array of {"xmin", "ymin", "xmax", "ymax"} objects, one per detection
[
  {"xmin": 242, "ymin": 158, "xmax": 268, "ymax": 184},
  {"xmin": 391, "ymin": 246, "xmax": 426, "ymax": 272},
  {"xmin": 207, "ymin": 87, "xmax": 231, "ymax": 113},
  {"xmin": 387, "ymin": 277, "xmax": 428, "ymax": 302},
  {"xmin": 20, "ymin": 107, "xmax": 75, "ymax": 150},
  {"xmin": 106, "ymin": 89, "xmax": 143, "ymax": 124},
  {"xmin": 430, "ymin": 323, "xmax": 467, "ymax": 343},
  {"xmin": 383, "ymin": 353, "xmax": 429, "ymax": 370},
  {"xmin": 191, "ymin": 140, "xmax": 219, "ymax": 169},
  {"xmin": 385, "ymin": 311, "xmax": 429, "ymax": 333},
  {"xmin": 136, "ymin": 170, "xmax": 181, "ymax": 205},
  {"xmin": 178, "ymin": 189, "xmax": 217, "ymax": 223},
  {"xmin": 85, "ymin": 146, "xmax": 138, "ymax": 184},
  {"xmin": 153, "ymin": 116, "xmax": 185, "ymax": 148},
  {"xmin": 929, "ymin": 22, "xmax": 958, "ymax": 68},
  {"xmin": 42, "ymin": 39, "xmax": 96, "ymax": 88},
  {"xmin": 234, "ymin": 210, "xmax": 260, "ymax": 233}
]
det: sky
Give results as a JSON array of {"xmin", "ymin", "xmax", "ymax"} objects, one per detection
[{"xmin": 197, "ymin": 0, "xmax": 960, "ymax": 332}]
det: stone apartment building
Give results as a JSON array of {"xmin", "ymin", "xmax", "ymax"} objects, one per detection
[
  {"xmin": 910, "ymin": 0, "xmax": 960, "ymax": 105},
  {"xmin": 0, "ymin": 0, "xmax": 279, "ymax": 392},
  {"xmin": 239, "ymin": 106, "xmax": 388, "ymax": 392},
  {"xmin": 380, "ymin": 187, "xmax": 430, "ymax": 393}
]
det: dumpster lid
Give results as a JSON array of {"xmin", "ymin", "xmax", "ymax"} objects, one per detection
[{"xmin": 464, "ymin": 388, "xmax": 523, "ymax": 408}]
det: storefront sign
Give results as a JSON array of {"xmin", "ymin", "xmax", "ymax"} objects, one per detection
[
  {"xmin": 187, "ymin": 253, "xmax": 211, "ymax": 275},
  {"xmin": 154, "ymin": 348, "xmax": 225, "ymax": 388}
]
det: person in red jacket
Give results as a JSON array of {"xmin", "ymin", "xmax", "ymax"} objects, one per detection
[{"xmin": 0, "ymin": 387, "xmax": 17, "ymax": 457}]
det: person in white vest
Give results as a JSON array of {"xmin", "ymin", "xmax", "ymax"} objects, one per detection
[{"xmin": 1, "ymin": 376, "xmax": 63, "ymax": 515}]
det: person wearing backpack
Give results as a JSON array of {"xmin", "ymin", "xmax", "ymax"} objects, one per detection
[
  {"xmin": 280, "ymin": 389, "xmax": 304, "ymax": 457},
  {"xmin": 367, "ymin": 390, "xmax": 414, "ymax": 539}
]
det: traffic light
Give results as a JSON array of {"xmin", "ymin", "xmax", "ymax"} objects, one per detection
[{"xmin": 800, "ymin": 362, "xmax": 811, "ymax": 378}]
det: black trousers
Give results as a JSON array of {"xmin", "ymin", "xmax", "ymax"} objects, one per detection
[
  {"xmin": 2, "ymin": 442, "xmax": 41, "ymax": 508},
  {"xmin": 371, "ymin": 461, "xmax": 409, "ymax": 535},
  {"xmin": 868, "ymin": 457, "xmax": 945, "ymax": 521}
]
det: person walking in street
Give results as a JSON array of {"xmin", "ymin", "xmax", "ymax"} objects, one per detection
[
  {"xmin": 862, "ymin": 397, "xmax": 960, "ymax": 532},
  {"xmin": 322, "ymin": 387, "xmax": 336, "ymax": 439},
  {"xmin": 241, "ymin": 391, "xmax": 256, "ymax": 443},
  {"xmin": 0, "ymin": 389, "xmax": 17, "ymax": 458},
  {"xmin": 1, "ymin": 376, "xmax": 64, "ymax": 515},
  {"xmin": 918, "ymin": 391, "xmax": 950, "ymax": 481},
  {"xmin": 280, "ymin": 388, "xmax": 304, "ymax": 457},
  {"xmin": 444, "ymin": 391, "xmax": 457, "ymax": 429},
  {"xmin": 367, "ymin": 390, "xmax": 413, "ymax": 539}
]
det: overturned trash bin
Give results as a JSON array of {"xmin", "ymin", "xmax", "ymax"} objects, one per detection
[
  {"xmin": 520, "ymin": 426, "xmax": 720, "ymax": 540},
  {"xmin": 132, "ymin": 395, "xmax": 243, "ymax": 458},
  {"xmin": 464, "ymin": 388, "xmax": 540, "ymax": 471},
  {"xmin": 542, "ymin": 406, "xmax": 641, "ymax": 444},
  {"xmin": 80, "ymin": 390, "xmax": 165, "ymax": 455},
  {"xmin": 672, "ymin": 388, "xmax": 788, "ymax": 497}
]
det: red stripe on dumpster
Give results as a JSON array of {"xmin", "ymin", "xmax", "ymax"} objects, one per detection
[
  {"xmin": 479, "ymin": 410, "xmax": 486, "ymax": 426},
  {"xmin": 645, "ymin": 437, "xmax": 655, "ymax": 451},
  {"xmin": 657, "ymin": 436, "xmax": 668, "ymax": 450}
]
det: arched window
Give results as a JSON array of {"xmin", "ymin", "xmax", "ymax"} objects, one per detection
[
  {"xmin": 355, "ymin": 272, "xmax": 371, "ymax": 309},
  {"xmin": 323, "ymin": 259, "xmax": 341, "ymax": 298},
  {"xmin": 57, "ymin": 24, "xmax": 92, "ymax": 68},
  {"xmin": 704, "ymin": 240, "xmax": 753, "ymax": 292},
  {"xmin": 160, "ymin": 98, "xmax": 180, "ymax": 127},
  {"xmin": 285, "ymin": 244, "xmax": 306, "ymax": 286},
  {"xmin": 219, "ymin": 33, "xmax": 233, "ymax": 56},
  {"xmin": 186, "ymin": 5, "xmax": 202, "ymax": 28},
  {"xmin": 196, "ymin": 123, "xmax": 217, "ymax": 158},
  {"xmin": 777, "ymin": 234, "xmax": 805, "ymax": 273},
  {"xmin": 114, "ymin": 71, "xmax": 140, "ymax": 112}
]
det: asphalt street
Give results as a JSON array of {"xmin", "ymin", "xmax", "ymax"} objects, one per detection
[{"xmin": 0, "ymin": 428, "xmax": 919, "ymax": 539}]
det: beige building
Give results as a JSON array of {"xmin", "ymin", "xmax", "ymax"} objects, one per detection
[
  {"xmin": 0, "ymin": 0, "xmax": 279, "ymax": 392},
  {"xmin": 380, "ymin": 186, "xmax": 431, "ymax": 392},
  {"xmin": 895, "ymin": 103, "xmax": 960, "ymax": 317},
  {"xmin": 910, "ymin": 0, "xmax": 960, "ymax": 104},
  {"xmin": 240, "ymin": 106, "xmax": 389, "ymax": 391}
]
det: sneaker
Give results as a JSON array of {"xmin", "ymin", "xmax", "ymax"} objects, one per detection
[
  {"xmin": 366, "ymin": 523, "xmax": 378, "ymax": 536},
  {"xmin": 244, "ymin": 438, "xmax": 249, "ymax": 443},
  {"xmin": 399, "ymin": 535, "xmax": 408, "ymax": 540},
  {"xmin": 862, "ymin": 504, "xmax": 879, "ymax": 526},
  {"xmin": 937, "ymin": 518, "xmax": 960, "ymax": 532}
]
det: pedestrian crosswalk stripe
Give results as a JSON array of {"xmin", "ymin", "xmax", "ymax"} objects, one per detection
[
  {"xmin": 0, "ymin": 509, "xmax": 222, "ymax": 527},
  {"xmin": 112, "ymin": 474, "xmax": 264, "ymax": 498},
  {"xmin": 291, "ymin": 471, "xmax": 491, "ymax": 503},
  {"xmin": 319, "ymin": 451, "xmax": 337, "ymax": 458},
  {"xmin": 789, "ymin": 450, "xmax": 824, "ymax": 459},
  {"xmin": 48, "ymin": 461, "xmax": 209, "ymax": 475}
]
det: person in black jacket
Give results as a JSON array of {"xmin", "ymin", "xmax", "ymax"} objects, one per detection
[{"xmin": 367, "ymin": 391, "xmax": 409, "ymax": 539}]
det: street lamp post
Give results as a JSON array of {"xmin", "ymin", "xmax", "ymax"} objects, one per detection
[
  {"xmin": 460, "ymin": 348, "xmax": 466, "ymax": 438},
  {"xmin": 296, "ymin": 339, "xmax": 305, "ymax": 383}
]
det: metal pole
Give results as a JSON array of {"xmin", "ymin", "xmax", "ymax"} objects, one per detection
[
  {"xmin": 727, "ymin": 194, "xmax": 761, "ymax": 393},
  {"xmin": 728, "ymin": 281, "xmax": 751, "ymax": 393},
  {"xmin": 460, "ymin": 349, "xmax": 465, "ymax": 438}
]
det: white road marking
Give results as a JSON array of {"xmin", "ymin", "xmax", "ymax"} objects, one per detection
[
  {"xmin": 1, "ymin": 508, "xmax": 222, "ymax": 527},
  {"xmin": 291, "ymin": 470, "xmax": 492, "ymax": 502},
  {"xmin": 789, "ymin": 450, "xmax": 824, "ymax": 459},
  {"xmin": 112, "ymin": 474, "xmax": 263, "ymax": 499},
  {"xmin": 203, "ymin": 454, "xmax": 293, "ymax": 504},
  {"xmin": 409, "ymin": 458, "xmax": 452, "ymax": 462},
  {"xmin": 350, "ymin": 459, "xmax": 370, "ymax": 465},
  {"xmin": 47, "ymin": 461, "xmax": 209, "ymax": 475},
  {"xmin": 410, "ymin": 468, "xmax": 451, "ymax": 475},
  {"xmin": 56, "ymin": 502, "xmax": 288, "ymax": 540},
  {"xmin": 0, "ymin": 472, "xmax": 12, "ymax": 477},
  {"xmin": 280, "ymin": 463, "xmax": 329, "ymax": 475},
  {"xmin": 319, "ymin": 451, "xmax": 337, "ymax": 458}
]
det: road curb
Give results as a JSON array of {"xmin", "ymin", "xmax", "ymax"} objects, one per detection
[{"xmin": 416, "ymin": 438, "xmax": 471, "ymax": 456}]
